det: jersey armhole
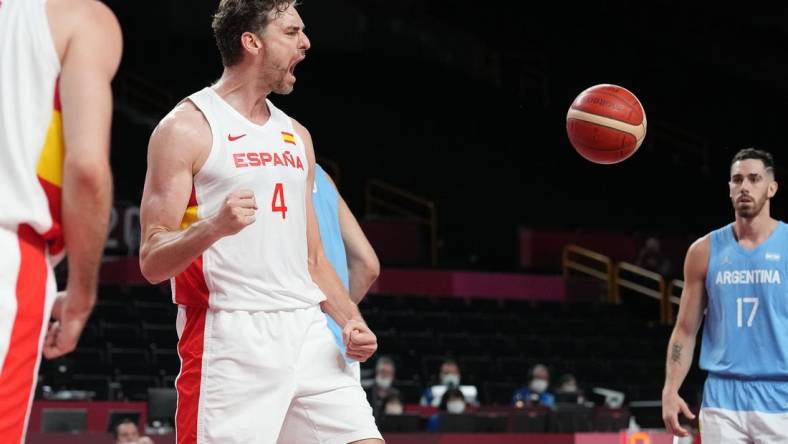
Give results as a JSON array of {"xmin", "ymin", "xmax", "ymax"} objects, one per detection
[
  {"xmin": 41, "ymin": 0, "xmax": 62, "ymax": 71},
  {"xmin": 188, "ymin": 93, "xmax": 221, "ymax": 186},
  {"xmin": 704, "ymin": 232, "xmax": 716, "ymax": 291}
]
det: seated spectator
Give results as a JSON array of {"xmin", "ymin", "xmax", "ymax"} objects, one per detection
[
  {"xmin": 381, "ymin": 393, "xmax": 405, "ymax": 416},
  {"xmin": 114, "ymin": 418, "xmax": 155, "ymax": 444},
  {"xmin": 366, "ymin": 356, "xmax": 400, "ymax": 419},
  {"xmin": 427, "ymin": 387, "xmax": 466, "ymax": 432},
  {"xmin": 554, "ymin": 373, "xmax": 585, "ymax": 404},
  {"xmin": 420, "ymin": 359, "xmax": 478, "ymax": 407},
  {"xmin": 512, "ymin": 364, "xmax": 555, "ymax": 408}
]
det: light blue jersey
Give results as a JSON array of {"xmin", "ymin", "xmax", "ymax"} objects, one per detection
[
  {"xmin": 312, "ymin": 165, "xmax": 349, "ymax": 356},
  {"xmin": 701, "ymin": 221, "xmax": 788, "ymax": 412}
]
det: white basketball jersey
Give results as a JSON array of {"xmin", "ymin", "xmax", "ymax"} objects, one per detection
[
  {"xmin": 171, "ymin": 87, "xmax": 326, "ymax": 311},
  {"xmin": 0, "ymin": 0, "xmax": 65, "ymax": 258}
]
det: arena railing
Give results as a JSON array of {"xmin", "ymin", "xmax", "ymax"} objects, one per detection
[
  {"xmin": 365, "ymin": 179, "xmax": 437, "ymax": 266},
  {"xmin": 614, "ymin": 262, "xmax": 668, "ymax": 324},
  {"xmin": 115, "ymin": 72, "xmax": 173, "ymax": 122},
  {"xmin": 666, "ymin": 279, "xmax": 684, "ymax": 323},
  {"xmin": 563, "ymin": 245, "xmax": 677, "ymax": 324},
  {"xmin": 561, "ymin": 245, "xmax": 615, "ymax": 303}
]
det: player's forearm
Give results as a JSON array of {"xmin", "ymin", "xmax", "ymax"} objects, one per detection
[
  {"xmin": 311, "ymin": 260, "xmax": 363, "ymax": 327},
  {"xmin": 663, "ymin": 328, "xmax": 697, "ymax": 394},
  {"xmin": 61, "ymin": 159, "xmax": 112, "ymax": 316},
  {"xmin": 348, "ymin": 260, "xmax": 378, "ymax": 304},
  {"xmin": 139, "ymin": 217, "xmax": 220, "ymax": 284}
]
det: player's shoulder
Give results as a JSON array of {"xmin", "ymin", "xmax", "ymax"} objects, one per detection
[
  {"xmin": 685, "ymin": 234, "xmax": 711, "ymax": 267},
  {"xmin": 48, "ymin": 0, "xmax": 120, "ymax": 34},
  {"xmin": 150, "ymin": 100, "xmax": 211, "ymax": 152},
  {"xmin": 47, "ymin": 0, "xmax": 121, "ymax": 61},
  {"xmin": 290, "ymin": 118, "xmax": 312, "ymax": 144}
]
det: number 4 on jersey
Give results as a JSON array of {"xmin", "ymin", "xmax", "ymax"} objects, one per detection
[{"xmin": 271, "ymin": 183, "xmax": 287, "ymax": 219}]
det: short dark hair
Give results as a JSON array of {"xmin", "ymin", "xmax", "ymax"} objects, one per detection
[
  {"xmin": 212, "ymin": 0, "xmax": 296, "ymax": 67},
  {"xmin": 731, "ymin": 148, "xmax": 776, "ymax": 178},
  {"xmin": 113, "ymin": 418, "xmax": 137, "ymax": 439}
]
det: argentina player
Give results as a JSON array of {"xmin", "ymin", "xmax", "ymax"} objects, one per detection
[
  {"xmin": 311, "ymin": 164, "xmax": 380, "ymax": 371},
  {"xmin": 662, "ymin": 148, "xmax": 788, "ymax": 442}
]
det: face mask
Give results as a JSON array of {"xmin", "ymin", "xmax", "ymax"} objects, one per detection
[
  {"xmin": 376, "ymin": 376, "xmax": 393, "ymax": 389},
  {"xmin": 441, "ymin": 374, "xmax": 460, "ymax": 387},
  {"xmin": 447, "ymin": 400, "xmax": 466, "ymax": 414},
  {"xmin": 385, "ymin": 403, "xmax": 404, "ymax": 415},
  {"xmin": 529, "ymin": 378, "xmax": 548, "ymax": 394}
]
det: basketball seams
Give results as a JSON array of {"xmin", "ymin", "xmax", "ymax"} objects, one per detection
[
  {"xmin": 570, "ymin": 89, "xmax": 644, "ymax": 125},
  {"xmin": 566, "ymin": 110, "xmax": 645, "ymax": 141}
]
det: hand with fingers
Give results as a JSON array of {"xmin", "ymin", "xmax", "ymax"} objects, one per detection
[
  {"xmin": 43, "ymin": 290, "xmax": 92, "ymax": 359},
  {"xmin": 662, "ymin": 390, "xmax": 696, "ymax": 437},
  {"xmin": 211, "ymin": 189, "xmax": 258, "ymax": 237},
  {"xmin": 342, "ymin": 319, "xmax": 378, "ymax": 362}
]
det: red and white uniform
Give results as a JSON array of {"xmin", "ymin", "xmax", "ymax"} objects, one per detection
[
  {"xmin": 172, "ymin": 87, "xmax": 324, "ymax": 312},
  {"xmin": 0, "ymin": 0, "xmax": 64, "ymax": 442},
  {"xmin": 174, "ymin": 87, "xmax": 380, "ymax": 444}
]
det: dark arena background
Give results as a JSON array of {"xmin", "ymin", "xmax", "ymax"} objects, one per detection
[{"xmin": 26, "ymin": 1, "xmax": 788, "ymax": 443}]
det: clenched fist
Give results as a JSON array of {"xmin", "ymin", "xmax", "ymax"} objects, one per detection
[
  {"xmin": 342, "ymin": 319, "xmax": 378, "ymax": 362},
  {"xmin": 211, "ymin": 189, "xmax": 257, "ymax": 237}
]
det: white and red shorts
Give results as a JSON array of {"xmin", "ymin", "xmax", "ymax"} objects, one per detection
[
  {"xmin": 175, "ymin": 304, "xmax": 381, "ymax": 444},
  {"xmin": 0, "ymin": 225, "xmax": 57, "ymax": 444}
]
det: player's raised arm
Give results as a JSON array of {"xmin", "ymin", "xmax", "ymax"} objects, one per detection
[
  {"xmin": 139, "ymin": 103, "xmax": 257, "ymax": 284},
  {"xmin": 662, "ymin": 236, "xmax": 708, "ymax": 437},
  {"xmin": 320, "ymin": 172, "xmax": 380, "ymax": 304},
  {"xmin": 296, "ymin": 121, "xmax": 378, "ymax": 362},
  {"xmin": 337, "ymin": 195, "xmax": 380, "ymax": 304}
]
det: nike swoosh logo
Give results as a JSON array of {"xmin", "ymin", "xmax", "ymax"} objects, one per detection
[{"xmin": 228, "ymin": 133, "xmax": 247, "ymax": 142}]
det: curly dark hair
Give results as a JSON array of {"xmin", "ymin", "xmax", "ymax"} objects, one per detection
[
  {"xmin": 731, "ymin": 148, "xmax": 775, "ymax": 178},
  {"xmin": 212, "ymin": 0, "xmax": 296, "ymax": 67}
]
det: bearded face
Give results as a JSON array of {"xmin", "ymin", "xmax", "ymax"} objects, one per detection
[{"xmin": 729, "ymin": 159, "xmax": 777, "ymax": 219}]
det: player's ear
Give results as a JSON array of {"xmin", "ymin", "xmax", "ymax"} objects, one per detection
[
  {"xmin": 768, "ymin": 179, "xmax": 778, "ymax": 198},
  {"xmin": 240, "ymin": 31, "xmax": 262, "ymax": 57}
]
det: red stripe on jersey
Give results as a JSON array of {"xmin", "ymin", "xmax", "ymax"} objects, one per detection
[
  {"xmin": 188, "ymin": 186, "xmax": 197, "ymax": 207},
  {"xmin": 53, "ymin": 78, "xmax": 61, "ymax": 112},
  {"xmin": 37, "ymin": 178, "xmax": 63, "ymax": 256},
  {"xmin": 0, "ymin": 225, "xmax": 48, "ymax": 443},
  {"xmin": 175, "ymin": 306, "xmax": 207, "ymax": 444},
  {"xmin": 174, "ymin": 256, "xmax": 209, "ymax": 307}
]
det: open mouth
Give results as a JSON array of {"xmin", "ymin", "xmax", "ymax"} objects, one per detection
[{"xmin": 288, "ymin": 56, "xmax": 305, "ymax": 76}]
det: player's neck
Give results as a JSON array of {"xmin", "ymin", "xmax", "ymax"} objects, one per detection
[
  {"xmin": 212, "ymin": 67, "xmax": 273, "ymax": 125},
  {"xmin": 733, "ymin": 211, "xmax": 777, "ymax": 244}
]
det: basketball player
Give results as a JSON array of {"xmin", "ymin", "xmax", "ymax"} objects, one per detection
[
  {"xmin": 0, "ymin": 0, "xmax": 121, "ymax": 442},
  {"xmin": 313, "ymin": 164, "xmax": 380, "ymax": 365},
  {"xmin": 662, "ymin": 148, "xmax": 788, "ymax": 442},
  {"xmin": 138, "ymin": 1, "xmax": 382, "ymax": 443}
]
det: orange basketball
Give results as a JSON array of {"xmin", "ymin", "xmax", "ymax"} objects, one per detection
[{"xmin": 566, "ymin": 84, "xmax": 647, "ymax": 164}]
